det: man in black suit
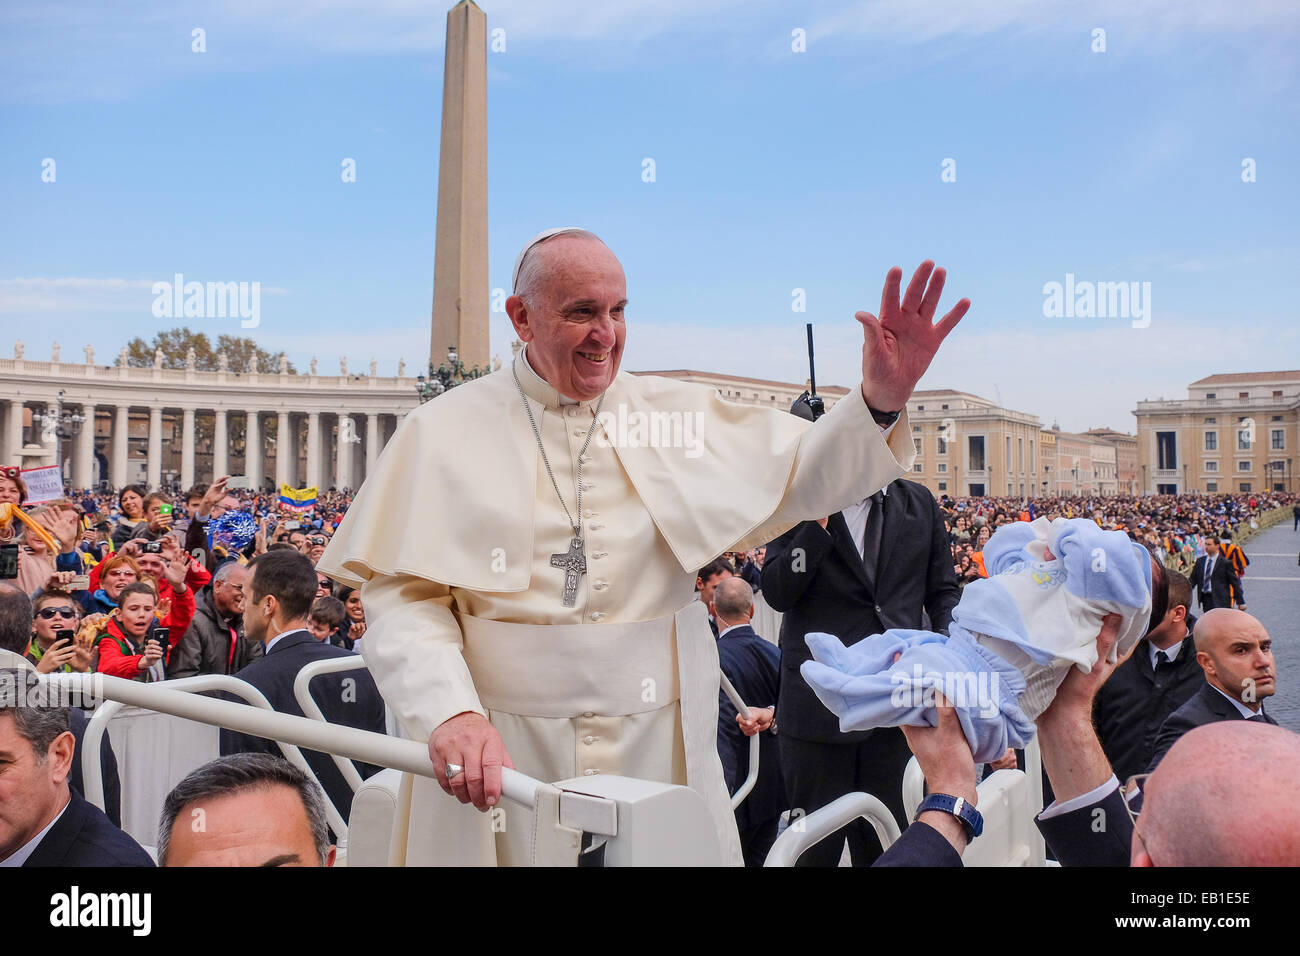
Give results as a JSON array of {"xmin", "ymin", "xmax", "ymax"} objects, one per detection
[
  {"xmin": 1094, "ymin": 570, "xmax": 1204, "ymax": 780},
  {"xmin": 762, "ymin": 476, "xmax": 959, "ymax": 866},
  {"xmin": 711, "ymin": 577, "xmax": 784, "ymax": 867},
  {"xmin": 1148, "ymin": 608, "xmax": 1277, "ymax": 769},
  {"xmin": 0, "ymin": 667, "xmax": 152, "ymax": 867},
  {"xmin": 1188, "ymin": 537, "xmax": 1246, "ymax": 613},
  {"xmin": 220, "ymin": 550, "xmax": 387, "ymax": 828}
]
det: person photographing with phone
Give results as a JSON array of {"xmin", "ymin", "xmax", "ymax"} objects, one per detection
[
  {"xmin": 95, "ymin": 582, "xmax": 168, "ymax": 681},
  {"xmin": 104, "ymin": 536, "xmax": 208, "ymax": 666},
  {"xmin": 127, "ymin": 492, "xmax": 180, "ymax": 543},
  {"xmin": 28, "ymin": 588, "xmax": 94, "ymax": 674}
]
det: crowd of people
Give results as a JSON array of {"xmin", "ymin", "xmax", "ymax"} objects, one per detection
[
  {"xmin": 0, "ymin": 453, "xmax": 1296, "ymax": 867},
  {"xmin": 940, "ymin": 491, "xmax": 1286, "ymax": 587},
  {"xmin": 0, "ymin": 472, "xmax": 364, "ymax": 684},
  {"xmin": 706, "ymin": 490, "xmax": 1287, "ymax": 602}
]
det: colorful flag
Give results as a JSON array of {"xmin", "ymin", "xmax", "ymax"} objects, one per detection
[{"xmin": 279, "ymin": 484, "xmax": 318, "ymax": 512}]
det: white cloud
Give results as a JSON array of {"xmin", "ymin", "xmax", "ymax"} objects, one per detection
[
  {"xmin": 5, "ymin": 291, "xmax": 1290, "ymax": 435},
  {"xmin": 0, "ymin": 277, "xmax": 156, "ymax": 312}
]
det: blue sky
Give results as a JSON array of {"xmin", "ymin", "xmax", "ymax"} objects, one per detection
[{"xmin": 2, "ymin": 0, "xmax": 1297, "ymax": 432}]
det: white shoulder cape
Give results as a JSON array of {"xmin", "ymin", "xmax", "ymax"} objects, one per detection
[{"xmin": 319, "ymin": 369, "xmax": 879, "ymax": 590}]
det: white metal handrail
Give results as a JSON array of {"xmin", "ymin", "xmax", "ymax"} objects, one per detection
[
  {"xmin": 903, "ymin": 754, "xmax": 926, "ymax": 820},
  {"xmin": 1023, "ymin": 737, "xmax": 1046, "ymax": 866},
  {"xmin": 291, "ymin": 656, "xmax": 370, "ymax": 794},
  {"xmin": 718, "ymin": 670, "xmax": 761, "ymax": 810},
  {"xmin": 762, "ymin": 792, "xmax": 903, "ymax": 867},
  {"xmin": 49, "ymin": 674, "xmax": 619, "ymax": 837},
  {"xmin": 73, "ymin": 672, "xmax": 350, "ymax": 839},
  {"xmin": 903, "ymin": 737, "xmax": 1047, "ymax": 867}
]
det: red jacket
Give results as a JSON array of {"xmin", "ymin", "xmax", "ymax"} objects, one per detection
[
  {"xmin": 95, "ymin": 617, "xmax": 158, "ymax": 681},
  {"xmin": 86, "ymin": 556, "xmax": 209, "ymax": 661}
]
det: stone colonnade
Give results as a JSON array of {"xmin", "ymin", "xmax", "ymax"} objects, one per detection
[{"xmin": 0, "ymin": 354, "xmax": 417, "ymax": 493}]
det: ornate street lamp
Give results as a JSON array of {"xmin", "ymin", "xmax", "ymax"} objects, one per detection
[
  {"xmin": 30, "ymin": 390, "xmax": 86, "ymax": 474},
  {"xmin": 415, "ymin": 345, "xmax": 488, "ymax": 404}
]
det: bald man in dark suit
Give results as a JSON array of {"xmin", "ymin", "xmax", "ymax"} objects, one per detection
[{"xmin": 1148, "ymin": 608, "xmax": 1277, "ymax": 770}]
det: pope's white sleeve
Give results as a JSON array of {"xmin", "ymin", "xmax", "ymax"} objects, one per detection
[
  {"xmin": 731, "ymin": 385, "xmax": 916, "ymax": 551},
  {"xmin": 359, "ymin": 573, "xmax": 485, "ymax": 742}
]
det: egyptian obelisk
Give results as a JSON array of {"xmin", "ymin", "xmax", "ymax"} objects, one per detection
[{"xmin": 430, "ymin": 0, "xmax": 489, "ymax": 370}]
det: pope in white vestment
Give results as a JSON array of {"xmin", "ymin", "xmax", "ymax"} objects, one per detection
[{"xmin": 317, "ymin": 229, "xmax": 969, "ymax": 866}]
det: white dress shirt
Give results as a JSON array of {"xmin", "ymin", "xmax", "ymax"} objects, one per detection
[
  {"xmin": 1038, "ymin": 775, "xmax": 1120, "ymax": 820},
  {"xmin": 840, "ymin": 482, "xmax": 891, "ymax": 557},
  {"xmin": 1149, "ymin": 638, "xmax": 1185, "ymax": 669}
]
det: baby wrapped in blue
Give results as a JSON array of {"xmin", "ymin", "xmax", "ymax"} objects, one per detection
[{"xmin": 799, "ymin": 517, "xmax": 1155, "ymax": 763}]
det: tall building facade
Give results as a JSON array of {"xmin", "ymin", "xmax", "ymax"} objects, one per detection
[
  {"xmin": 1134, "ymin": 370, "xmax": 1299, "ymax": 495},
  {"xmin": 905, "ymin": 389, "xmax": 1043, "ymax": 498},
  {"xmin": 1047, "ymin": 429, "xmax": 1118, "ymax": 496},
  {"xmin": 1083, "ymin": 427, "xmax": 1139, "ymax": 495}
]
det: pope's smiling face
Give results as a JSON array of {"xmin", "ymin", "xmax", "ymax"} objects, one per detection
[{"xmin": 506, "ymin": 236, "xmax": 627, "ymax": 401}]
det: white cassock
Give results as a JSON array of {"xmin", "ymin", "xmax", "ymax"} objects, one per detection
[{"xmin": 317, "ymin": 347, "xmax": 916, "ymax": 865}]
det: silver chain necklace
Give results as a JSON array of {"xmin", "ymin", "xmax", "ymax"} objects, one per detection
[{"xmin": 512, "ymin": 359, "xmax": 606, "ymax": 607}]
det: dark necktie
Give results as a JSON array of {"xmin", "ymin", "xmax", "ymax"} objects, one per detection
[
  {"xmin": 862, "ymin": 491, "xmax": 886, "ymax": 592},
  {"xmin": 1155, "ymin": 650, "xmax": 1169, "ymax": 668},
  {"xmin": 1247, "ymin": 713, "xmax": 1268, "ymax": 723}
]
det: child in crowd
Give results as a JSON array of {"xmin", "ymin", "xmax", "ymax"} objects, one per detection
[{"xmin": 307, "ymin": 596, "xmax": 348, "ymax": 649}]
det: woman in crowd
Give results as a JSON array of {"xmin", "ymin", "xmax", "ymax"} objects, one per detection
[
  {"xmin": 95, "ymin": 581, "xmax": 166, "ymax": 681},
  {"xmin": 0, "ymin": 466, "xmax": 24, "ymax": 509},
  {"xmin": 337, "ymin": 586, "xmax": 367, "ymax": 652},
  {"xmin": 111, "ymin": 484, "xmax": 148, "ymax": 549},
  {"xmin": 80, "ymin": 551, "xmax": 141, "ymax": 614}
]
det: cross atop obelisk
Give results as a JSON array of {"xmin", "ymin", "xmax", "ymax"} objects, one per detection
[{"xmin": 430, "ymin": 0, "xmax": 489, "ymax": 370}]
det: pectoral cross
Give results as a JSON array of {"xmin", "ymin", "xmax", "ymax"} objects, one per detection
[{"xmin": 550, "ymin": 536, "xmax": 587, "ymax": 608}]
